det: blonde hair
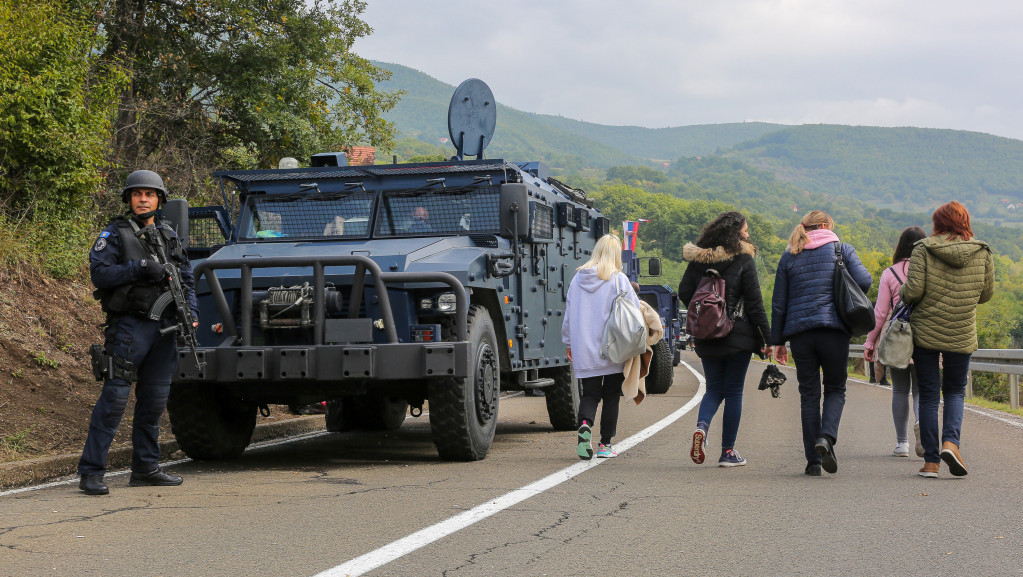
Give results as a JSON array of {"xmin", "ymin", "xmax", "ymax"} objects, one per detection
[
  {"xmin": 787, "ymin": 210, "xmax": 834, "ymax": 254},
  {"xmin": 578, "ymin": 234, "xmax": 623, "ymax": 280}
]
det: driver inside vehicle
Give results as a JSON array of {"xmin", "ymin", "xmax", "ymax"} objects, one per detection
[{"xmin": 407, "ymin": 205, "xmax": 432, "ymax": 233}]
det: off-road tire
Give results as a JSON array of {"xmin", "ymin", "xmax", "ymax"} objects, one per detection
[
  {"xmin": 645, "ymin": 339, "xmax": 674, "ymax": 394},
  {"xmin": 167, "ymin": 383, "xmax": 256, "ymax": 460},
  {"xmin": 430, "ymin": 305, "xmax": 500, "ymax": 461},
  {"xmin": 542, "ymin": 365, "xmax": 579, "ymax": 430}
]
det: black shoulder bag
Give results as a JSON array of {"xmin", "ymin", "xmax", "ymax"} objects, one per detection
[{"xmin": 833, "ymin": 242, "xmax": 875, "ymax": 337}]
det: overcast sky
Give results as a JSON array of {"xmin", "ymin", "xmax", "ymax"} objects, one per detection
[{"xmin": 356, "ymin": 1, "xmax": 1023, "ymax": 141}]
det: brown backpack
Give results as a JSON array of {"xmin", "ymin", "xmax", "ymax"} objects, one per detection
[{"xmin": 685, "ymin": 262, "xmax": 743, "ymax": 340}]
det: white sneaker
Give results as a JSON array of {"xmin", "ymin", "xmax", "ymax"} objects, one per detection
[{"xmin": 893, "ymin": 442, "xmax": 910, "ymax": 457}]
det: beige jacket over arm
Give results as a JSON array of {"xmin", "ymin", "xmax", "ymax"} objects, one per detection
[{"xmin": 622, "ymin": 300, "xmax": 665, "ymax": 404}]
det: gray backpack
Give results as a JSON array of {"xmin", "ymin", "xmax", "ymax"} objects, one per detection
[
  {"xmin": 877, "ymin": 268, "xmax": 913, "ymax": 369},
  {"xmin": 600, "ymin": 275, "xmax": 647, "ymax": 363}
]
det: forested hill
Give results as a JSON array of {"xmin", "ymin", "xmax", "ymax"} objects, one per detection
[
  {"xmin": 373, "ymin": 62, "xmax": 640, "ymax": 170},
  {"xmin": 375, "ymin": 61, "xmax": 1023, "ymax": 228},
  {"xmin": 529, "ymin": 115, "xmax": 782, "ymax": 161},
  {"xmin": 726, "ymin": 125, "xmax": 1023, "ymax": 223},
  {"xmin": 373, "ymin": 62, "xmax": 781, "ymax": 167}
]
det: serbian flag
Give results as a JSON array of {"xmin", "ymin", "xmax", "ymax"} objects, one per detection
[{"xmin": 622, "ymin": 219, "xmax": 650, "ymax": 250}]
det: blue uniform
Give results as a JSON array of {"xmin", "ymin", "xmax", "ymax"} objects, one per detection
[{"xmin": 78, "ymin": 215, "xmax": 197, "ymax": 476}]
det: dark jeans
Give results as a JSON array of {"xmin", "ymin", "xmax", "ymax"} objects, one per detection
[
  {"xmin": 697, "ymin": 351, "xmax": 752, "ymax": 450},
  {"xmin": 577, "ymin": 373, "xmax": 625, "ymax": 445},
  {"xmin": 913, "ymin": 347, "xmax": 971, "ymax": 464},
  {"xmin": 789, "ymin": 329, "xmax": 850, "ymax": 463},
  {"xmin": 78, "ymin": 315, "xmax": 177, "ymax": 476}
]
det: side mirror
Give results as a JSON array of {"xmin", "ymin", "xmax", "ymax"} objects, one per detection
[
  {"xmin": 499, "ymin": 183, "xmax": 529, "ymax": 240},
  {"xmin": 647, "ymin": 257, "xmax": 662, "ymax": 277},
  {"xmin": 162, "ymin": 199, "xmax": 190, "ymax": 249}
]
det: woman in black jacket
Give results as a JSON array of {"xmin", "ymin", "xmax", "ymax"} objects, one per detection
[{"xmin": 678, "ymin": 212, "xmax": 772, "ymax": 467}]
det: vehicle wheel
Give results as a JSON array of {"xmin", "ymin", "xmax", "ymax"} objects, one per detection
[
  {"xmin": 542, "ymin": 365, "xmax": 579, "ymax": 430},
  {"xmin": 430, "ymin": 305, "xmax": 500, "ymax": 461},
  {"xmin": 167, "ymin": 383, "xmax": 256, "ymax": 460},
  {"xmin": 325, "ymin": 399, "xmax": 345, "ymax": 432},
  {"xmin": 645, "ymin": 339, "xmax": 674, "ymax": 394},
  {"xmin": 343, "ymin": 395, "xmax": 408, "ymax": 431}
]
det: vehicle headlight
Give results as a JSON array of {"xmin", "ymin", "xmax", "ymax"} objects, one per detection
[
  {"xmin": 437, "ymin": 292, "xmax": 457, "ymax": 313},
  {"xmin": 420, "ymin": 298, "xmax": 434, "ymax": 310}
]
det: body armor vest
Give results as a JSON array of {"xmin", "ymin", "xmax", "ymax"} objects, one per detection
[{"xmin": 97, "ymin": 216, "xmax": 184, "ymax": 316}]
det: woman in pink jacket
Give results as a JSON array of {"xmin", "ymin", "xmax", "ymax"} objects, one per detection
[{"xmin": 863, "ymin": 226, "xmax": 926, "ymax": 458}]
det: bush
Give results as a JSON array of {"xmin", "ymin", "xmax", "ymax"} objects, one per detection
[
  {"xmin": 972, "ymin": 372, "xmax": 1010, "ymax": 404},
  {"xmin": 0, "ymin": 0, "xmax": 125, "ymax": 278}
]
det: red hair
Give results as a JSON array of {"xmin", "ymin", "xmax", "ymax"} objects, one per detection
[{"xmin": 931, "ymin": 201, "xmax": 973, "ymax": 241}]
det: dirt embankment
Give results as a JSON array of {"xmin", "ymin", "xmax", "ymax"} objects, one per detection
[
  {"xmin": 0, "ymin": 270, "xmax": 106, "ymax": 462},
  {"xmin": 0, "ymin": 267, "xmax": 303, "ymax": 466}
]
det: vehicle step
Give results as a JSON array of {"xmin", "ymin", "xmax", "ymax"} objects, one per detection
[{"xmin": 522, "ymin": 378, "xmax": 555, "ymax": 389}]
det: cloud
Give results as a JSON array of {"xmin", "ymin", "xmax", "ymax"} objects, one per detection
[{"xmin": 357, "ymin": 0, "xmax": 1023, "ymax": 140}]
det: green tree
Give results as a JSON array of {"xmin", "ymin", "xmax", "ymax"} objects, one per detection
[
  {"xmin": 98, "ymin": 0, "xmax": 399, "ymax": 208},
  {"xmin": 0, "ymin": 0, "xmax": 126, "ymax": 275}
]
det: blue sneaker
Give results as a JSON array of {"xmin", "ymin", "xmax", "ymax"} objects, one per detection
[
  {"xmin": 577, "ymin": 423, "xmax": 593, "ymax": 460},
  {"xmin": 718, "ymin": 448, "xmax": 747, "ymax": 467},
  {"xmin": 596, "ymin": 443, "xmax": 618, "ymax": 458}
]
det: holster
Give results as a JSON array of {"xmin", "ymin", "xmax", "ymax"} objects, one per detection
[{"xmin": 89, "ymin": 344, "xmax": 138, "ymax": 383}]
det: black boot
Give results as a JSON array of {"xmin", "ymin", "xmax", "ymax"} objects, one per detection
[
  {"xmin": 814, "ymin": 436, "xmax": 838, "ymax": 474},
  {"xmin": 129, "ymin": 468, "xmax": 183, "ymax": 487},
  {"xmin": 80, "ymin": 474, "xmax": 109, "ymax": 495}
]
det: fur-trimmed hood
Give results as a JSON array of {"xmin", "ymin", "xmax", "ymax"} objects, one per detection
[{"xmin": 682, "ymin": 241, "xmax": 756, "ymax": 264}]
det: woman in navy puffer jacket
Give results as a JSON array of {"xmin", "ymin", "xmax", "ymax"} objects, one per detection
[{"xmin": 771, "ymin": 210, "xmax": 872, "ymax": 477}]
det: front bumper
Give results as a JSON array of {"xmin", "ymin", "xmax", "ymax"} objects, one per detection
[{"xmin": 175, "ymin": 342, "xmax": 470, "ymax": 383}]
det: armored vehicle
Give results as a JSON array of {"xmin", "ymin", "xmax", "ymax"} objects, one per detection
[
  {"xmin": 623, "ymin": 249, "xmax": 680, "ymax": 394},
  {"xmin": 164, "ymin": 79, "xmax": 613, "ymax": 461}
]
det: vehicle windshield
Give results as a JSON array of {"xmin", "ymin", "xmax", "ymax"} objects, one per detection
[
  {"xmin": 239, "ymin": 191, "xmax": 375, "ymax": 240},
  {"xmin": 374, "ymin": 185, "xmax": 501, "ymax": 237}
]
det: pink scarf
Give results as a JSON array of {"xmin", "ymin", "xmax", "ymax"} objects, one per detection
[{"xmin": 803, "ymin": 229, "xmax": 840, "ymax": 250}]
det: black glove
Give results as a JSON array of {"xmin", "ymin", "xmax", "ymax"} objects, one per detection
[{"xmin": 139, "ymin": 259, "xmax": 168, "ymax": 282}]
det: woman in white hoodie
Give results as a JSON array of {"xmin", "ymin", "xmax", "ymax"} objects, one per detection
[{"xmin": 562, "ymin": 234, "xmax": 641, "ymax": 460}]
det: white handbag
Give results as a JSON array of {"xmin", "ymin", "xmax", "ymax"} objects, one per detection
[{"xmin": 600, "ymin": 275, "xmax": 647, "ymax": 363}]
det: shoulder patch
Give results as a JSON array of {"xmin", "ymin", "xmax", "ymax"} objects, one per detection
[
  {"xmin": 93, "ymin": 237, "xmax": 107, "ymax": 252},
  {"xmin": 100, "ymin": 231, "xmax": 111, "ymax": 238}
]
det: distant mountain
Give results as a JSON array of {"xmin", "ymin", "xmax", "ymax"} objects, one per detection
[
  {"xmin": 373, "ymin": 61, "xmax": 1023, "ymax": 226},
  {"xmin": 725, "ymin": 125, "xmax": 1023, "ymax": 223},
  {"xmin": 373, "ymin": 62, "xmax": 781, "ymax": 167},
  {"xmin": 374, "ymin": 62, "xmax": 640, "ymax": 169},
  {"xmin": 528, "ymin": 115, "xmax": 782, "ymax": 161}
]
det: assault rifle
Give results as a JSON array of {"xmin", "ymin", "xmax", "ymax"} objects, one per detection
[{"xmin": 136, "ymin": 224, "xmax": 205, "ymax": 373}]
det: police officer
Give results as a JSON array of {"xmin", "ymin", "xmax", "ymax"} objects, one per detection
[{"xmin": 78, "ymin": 170, "xmax": 198, "ymax": 495}]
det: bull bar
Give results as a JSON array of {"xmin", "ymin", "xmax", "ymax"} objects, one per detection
[{"xmin": 175, "ymin": 255, "xmax": 470, "ymax": 383}]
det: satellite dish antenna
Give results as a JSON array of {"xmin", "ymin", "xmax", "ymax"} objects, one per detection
[{"xmin": 448, "ymin": 78, "xmax": 496, "ymax": 160}]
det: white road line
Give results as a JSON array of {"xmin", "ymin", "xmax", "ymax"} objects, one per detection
[
  {"xmin": 0, "ymin": 395, "xmax": 516, "ymax": 498},
  {"xmin": 0, "ymin": 429, "xmax": 333, "ymax": 498},
  {"xmin": 312, "ymin": 361, "xmax": 707, "ymax": 577}
]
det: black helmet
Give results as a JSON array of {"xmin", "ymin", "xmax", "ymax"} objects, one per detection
[{"xmin": 121, "ymin": 170, "xmax": 168, "ymax": 204}]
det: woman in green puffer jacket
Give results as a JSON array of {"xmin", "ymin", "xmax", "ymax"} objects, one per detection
[{"xmin": 899, "ymin": 201, "xmax": 994, "ymax": 479}]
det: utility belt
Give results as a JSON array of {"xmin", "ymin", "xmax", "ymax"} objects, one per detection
[{"xmin": 89, "ymin": 344, "xmax": 138, "ymax": 383}]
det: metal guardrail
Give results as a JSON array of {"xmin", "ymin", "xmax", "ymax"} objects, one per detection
[{"xmin": 850, "ymin": 345, "xmax": 1023, "ymax": 409}]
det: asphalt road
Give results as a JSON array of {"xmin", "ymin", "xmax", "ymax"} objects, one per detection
[{"xmin": 2, "ymin": 352, "xmax": 1021, "ymax": 577}]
